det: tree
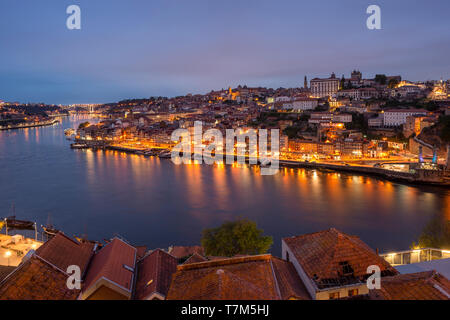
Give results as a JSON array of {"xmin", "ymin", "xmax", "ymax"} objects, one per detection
[
  {"xmin": 201, "ymin": 219, "xmax": 273, "ymax": 256},
  {"xmin": 412, "ymin": 213, "xmax": 450, "ymax": 249},
  {"xmin": 340, "ymin": 75, "xmax": 345, "ymax": 90},
  {"xmin": 78, "ymin": 122, "xmax": 90, "ymax": 129},
  {"xmin": 438, "ymin": 115, "xmax": 450, "ymax": 143}
]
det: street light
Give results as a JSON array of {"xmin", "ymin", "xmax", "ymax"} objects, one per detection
[{"xmin": 4, "ymin": 251, "xmax": 11, "ymax": 266}]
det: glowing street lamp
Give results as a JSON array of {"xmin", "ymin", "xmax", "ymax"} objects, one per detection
[{"xmin": 4, "ymin": 251, "xmax": 11, "ymax": 266}]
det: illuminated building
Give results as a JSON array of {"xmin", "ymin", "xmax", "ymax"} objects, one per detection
[{"xmin": 310, "ymin": 73, "xmax": 340, "ymax": 98}]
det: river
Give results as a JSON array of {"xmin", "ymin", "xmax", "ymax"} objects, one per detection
[{"xmin": 0, "ymin": 115, "xmax": 448, "ymax": 255}]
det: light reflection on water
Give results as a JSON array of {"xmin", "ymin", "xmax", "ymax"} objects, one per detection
[{"xmin": 0, "ymin": 115, "xmax": 449, "ymax": 256}]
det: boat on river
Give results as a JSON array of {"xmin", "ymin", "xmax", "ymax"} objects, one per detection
[
  {"xmin": 64, "ymin": 128, "xmax": 76, "ymax": 136},
  {"xmin": 2, "ymin": 203, "xmax": 36, "ymax": 231},
  {"xmin": 4, "ymin": 216, "xmax": 36, "ymax": 231},
  {"xmin": 159, "ymin": 151, "xmax": 172, "ymax": 159},
  {"xmin": 70, "ymin": 143, "xmax": 89, "ymax": 149},
  {"xmin": 42, "ymin": 225, "xmax": 60, "ymax": 237}
]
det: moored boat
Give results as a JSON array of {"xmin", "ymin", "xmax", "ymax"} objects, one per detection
[
  {"xmin": 42, "ymin": 225, "xmax": 60, "ymax": 237},
  {"xmin": 71, "ymin": 143, "xmax": 88, "ymax": 149},
  {"xmin": 4, "ymin": 216, "xmax": 36, "ymax": 231},
  {"xmin": 64, "ymin": 128, "xmax": 76, "ymax": 136},
  {"xmin": 158, "ymin": 151, "xmax": 172, "ymax": 159}
]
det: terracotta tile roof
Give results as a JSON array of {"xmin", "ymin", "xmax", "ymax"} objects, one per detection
[
  {"xmin": 183, "ymin": 253, "xmax": 208, "ymax": 265},
  {"xmin": 134, "ymin": 249, "xmax": 178, "ymax": 300},
  {"xmin": 135, "ymin": 246, "xmax": 148, "ymax": 260},
  {"xmin": 0, "ymin": 266, "xmax": 15, "ymax": 282},
  {"xmin": 271, "ymin": 257, "xmax": 311, "ymax": 300},
  {"xmin": 83, "ymin": 238, "xmax": 137, "ymax": 296},
  {"xmin": 283, "ymin": 228, "xmax": 397, "ymax": 289},
  {"xmin": 0, "ymin": 256, "xmax": 79, "ymax": 300},
  {"xmin": 167, "ymin": 255, "xmax": 302, "ymax": 300},
  {"xmin": 168, "ymin": 246, "xmax": 205, "ymax": 259},
  {"xmin": 35, "ymin": 233, "xmax": 94, "ymax": 276},
  {"xmin": 369, "ymin": 271, "xmax": 450, "ymax": 300}
]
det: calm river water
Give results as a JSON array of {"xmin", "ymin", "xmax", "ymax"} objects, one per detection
[{"xmin": 0, "ymin": 115, "xmax": 449, "ymax": 255}]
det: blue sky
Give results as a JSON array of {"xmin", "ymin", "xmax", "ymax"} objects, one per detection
[{"xmin": 0, "ymin": 0, "xmax": 449, "ymax": 104}]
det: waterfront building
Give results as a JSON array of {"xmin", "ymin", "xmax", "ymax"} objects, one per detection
[
  {"xmin": 274, "ymin": 96, "xmax": 291, "ymax": 102},
  {"xmin": 368, "ymin": 115, "xmax": 383, "ymax": 128},
  {"xmin": 287, "ymin": 140, "xmax": 334, "ymax": 156},
  {"xmin": 333, "ymin": 113, "xmax": 352, "ymax": 123},
  {"xmin": 336, "ymin": 88, "xmax": 379, "ymax": 101},
  {"xmin": 310, "ymin": 73, "xmax": 340, "ymax": 98},
  {"xmin": 383, "ymin": 109, "xmax": 428, "ymax": 127},
  {"xmin": 289, "ymin": 140, "xmax": 319, "ymax": 154},
  {"xmin": 309, "ymin": 112, "xmax": 352, "ymax": 124},
  {"xmin": 403, "ymin": 115, "xmax": 436, "ymax": 137},
  {"xmin": 390, "ymin": 84, "xmax": 424, "ymax": 99},
  {"xmin": 336, "ymin": 89, "xmax": 361, "ymax": 100},
  {"xmin": 280, "ymin": 134, "xmax": 289, "ymax": 152},
  {"xmin": 308, "ymin": 112, "xmax": 333, "ymax": 124},
  {"xmin": 334, "ymin": 139, "xmax": 369, "ymax": 158},
  {"xmin": 283, "ymin": 98, "xmax": 319, "ymax": 111},
  {"xmin": 329, "ymin": 97, "xmax": 349, "ymax": 109},
  {"xmin": 359, "ymin": 87, "xmax": 379, "ymax": 99}
]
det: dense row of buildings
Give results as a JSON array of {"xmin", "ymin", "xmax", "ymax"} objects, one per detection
[
  {"xmin": 0, "ymin": 229, "xmax": 448, "ymax": 300},
  {"xmin": 0, "ymin": 103, "xmax": 68, "ymax": 129},
  {"xmin": 58, "ymin": 71, "xmax": 450, "ymax": 163}
]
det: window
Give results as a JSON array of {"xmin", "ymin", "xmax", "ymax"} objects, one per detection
[
  {"xmin": 348, "ymin": 289, "xmax": 359, "ymax": 297},
  {"xmin": 339, "ymin": 261, "xmax": 354, "ymax": 276},
  {"xmin": 286, "ymin": 251, "xmax": 290, "ymax": 262},
  {"xmin": 329, "ymin": 292, "xmax": 340, "ymax": 300}
]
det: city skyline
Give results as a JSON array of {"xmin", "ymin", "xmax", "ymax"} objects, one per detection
[{"xmin": 1, "ymin": 0, "xmax": 450, "ymax": 104}]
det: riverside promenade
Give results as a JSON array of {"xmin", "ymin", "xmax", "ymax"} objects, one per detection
[{"xmin": 0, "ymin": 119, "xmax": 59, "ymax": 131}]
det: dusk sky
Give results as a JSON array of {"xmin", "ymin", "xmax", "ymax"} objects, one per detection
[{"xmin": 1, "ymin": 0, "xmax": 449, "ymax": 104}]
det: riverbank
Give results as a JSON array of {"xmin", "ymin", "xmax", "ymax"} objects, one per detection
[
  {"xmin": 0, "ymin": 118, "xmax": 59, "ymax": 131},
  {"xmin": 2, "ymin": 115, "xmax": 445, "ymax": 257},
  {"xmin": 279, "ymin": 160, "xmax": 450, "ymax": 187},
  {"xmin": 71, "ymin": 141, "xmax": 450, "ymax": 187}
]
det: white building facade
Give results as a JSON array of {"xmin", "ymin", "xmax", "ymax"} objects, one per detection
[
  {"xmin": 383, "ymin": 109, "xmax": 428, "ymax": 127},
  {"xmin": 310, "ymin": 73, "xmax": 340, "ymax": 98}
]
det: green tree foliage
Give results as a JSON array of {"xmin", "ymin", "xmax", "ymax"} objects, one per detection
[
  {"xmin": 283, "ymin": 126, "xmax": 302, "ymax": 139},
  {"xmin": 340, "ymin": 75, "xmax": 345, "ymax": 90},
  {"xmin": 438, "ymin": 116, "xmax": 450, "ymax": 143},
  {"xmin": 412, "ymin": 213, "xmax": 450, "ymax": 249},
  {"xmin": 78, "ymin": 122, "xmax": 90, "ymax": 129},
  {"xmin": 345, "ymin": 113, "xmax": 368, "ymax": 134},
  {"xmin": 201, "ymin": 219, "xmax": 273, "ymax": 256}
]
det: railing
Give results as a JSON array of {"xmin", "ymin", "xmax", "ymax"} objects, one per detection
[{"xmin": 380, "ymin": 248, "xmax": 450, "ymax": 266}]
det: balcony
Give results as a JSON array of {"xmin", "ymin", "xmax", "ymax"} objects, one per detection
[{"xmin": 380, "ymin": 248, "xmax": 450, "ymax": 266}]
